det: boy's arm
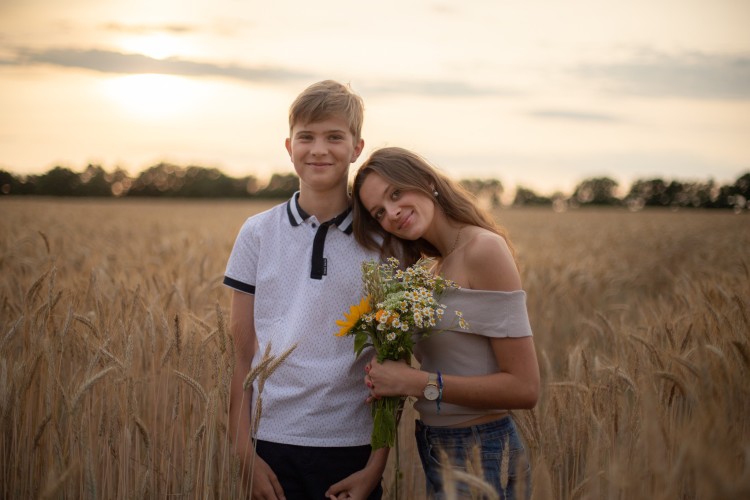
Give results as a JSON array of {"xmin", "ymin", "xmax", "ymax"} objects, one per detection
[
  {"xmin": 228, "ymin": 290, "xmax": 285, "ymax": 499},
  {"xmin": 325, "ymin": 447, "xmax": 389, "ymax": 499}
]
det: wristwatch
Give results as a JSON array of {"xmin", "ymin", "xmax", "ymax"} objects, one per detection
[{"xmin": 423, "ymin": 373, "xmax": 440, "ymax": 401}]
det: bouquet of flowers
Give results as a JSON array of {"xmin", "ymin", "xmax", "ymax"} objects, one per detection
[{"xmin": 336, "ymin": 257, "xmax": 467, "ymax": 449}]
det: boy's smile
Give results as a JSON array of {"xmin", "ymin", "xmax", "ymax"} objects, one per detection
[{"xmin": 286, "ymin": 116, "xmax": 364, "ymax": 194}]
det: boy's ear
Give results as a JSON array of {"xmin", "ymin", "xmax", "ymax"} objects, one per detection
[
  {"xmin": 285, "ymin": 137, "xmax": 292, "ymax": 159},
  {"xmin": 351, "ymin": 138, "xmax": 365, "ymax": 162}
]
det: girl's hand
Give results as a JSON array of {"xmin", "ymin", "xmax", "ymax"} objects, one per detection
[{"xmin": 364, "ymin": 356, "xmax": 419, "ymax": 399}]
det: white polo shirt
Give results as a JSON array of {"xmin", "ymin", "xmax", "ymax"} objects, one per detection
[{"xmin": 224, "ymin": 192, "xmax": 379, "ymax": 447}]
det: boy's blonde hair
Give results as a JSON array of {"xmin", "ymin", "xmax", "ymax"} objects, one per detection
[{"xmin": 288, "ymin": 80, "xmax": 365, "ymax": 142}]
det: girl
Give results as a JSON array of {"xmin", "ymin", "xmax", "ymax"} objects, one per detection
[{"xmin": 352, "ymin": 147, "xmax": 540, "ymax": 499}]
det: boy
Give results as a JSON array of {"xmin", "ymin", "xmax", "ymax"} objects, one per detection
[{"xmin": 224, "ymin": 80, "xmax": 387, "ymax": 499}]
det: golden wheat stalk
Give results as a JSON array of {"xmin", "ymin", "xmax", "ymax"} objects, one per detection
[
  {"xmin": 37, "ymin": 230, "xmax": 51, "ymax": 254},
  {"xmin": 241, "ymin": 342, "xmax": 298, "ymax": 495},
  {"xmin": 173, "ymin": 314, "xmax": 182, "ymax": 356},
  {"xmin": 25, "ymin": 268, "xmax": 51, "ymax": 305},
  {"xmin": 33, "ymin": 412, "xmax": 53, "ymax": 449},
  {"xmin": 654, "ymin": 371, "xmax": 696, "ymax": 405},
  {"xmin": 666, "ymin": 352, "xmax": 701, "ymax": 380},
  {"xmin": 0, "ymin": 316, "xmax": 24, "ymax": 353},
  {"xmin": 69, "ymin": 365, "xmax": 117, "ymax": 414},
  {"xmin": 40, "ymin": 463, "xmax": 78, "ymax": 499},
  {"xmin": 450, "ymin": 470, "xmax": 501, "ymax": 500},
  {"xmin": 173, "ymin": 369, "xmax": 209, "ymax": 406},
  {"xmin": 215, "ymin": 302, "xmax": 228, "ymax": 355},
  {"xmin": 73, "ymin": 314, "xmax": 100, "ymax": 339}
]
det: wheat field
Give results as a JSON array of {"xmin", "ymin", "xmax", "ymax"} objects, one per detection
[{"xmin": 1, "ymin": 198, "xmax": 748, "ymax": 499}]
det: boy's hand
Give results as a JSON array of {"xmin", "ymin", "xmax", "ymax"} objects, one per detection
[
  {"xmin": 326, "ymin": 446, "xmax": 388, "ymax": 499},
  {"xmin": 325, "ymin": 467, "xmax": 378, "ymax": 499},
  {"xmin": 247, "ymin": 455, "xmax": 285, "ymax": 500}
]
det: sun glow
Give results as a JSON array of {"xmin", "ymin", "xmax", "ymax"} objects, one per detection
[{"xmin": 101, "ymin": 74, "xmax": 202, "ymax": 119}]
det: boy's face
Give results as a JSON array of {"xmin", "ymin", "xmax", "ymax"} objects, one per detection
[{"xmin": 285, "ymin": 116, "xmax": 364, "ymax": 193}]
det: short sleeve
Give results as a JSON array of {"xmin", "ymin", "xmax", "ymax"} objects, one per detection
[
  {"xmin": 436, "ymin": 288, "xmax": 533, "ymax": 338},
  {"xmin": 224, "ymin": 217, "xmax": 260, "ymax": 294}
]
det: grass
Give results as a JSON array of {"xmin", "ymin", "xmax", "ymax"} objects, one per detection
[{"xmin": 1, "ymin": 198, "xmax": 748, "ymax": 499}]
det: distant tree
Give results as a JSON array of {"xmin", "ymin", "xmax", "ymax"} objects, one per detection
[
  {"xmin": 107, "ymin": 168, "xmax": 133, "ymax": 197},
  {"xmin": 551, "ymin": 192, "xmax": 569, "ymax": 212},
  {"xmin": 571, "ymin": 177, "xmax": 620, "ymax": 206},
  {"xmin": 240, "ymin": 175, "xmax": 260, "ymax": 196},
  {"xmin": 703, "ymin": 172, "xmax": 749, "ymax": 210},
  {"xmin": 662, "ymin": 180, "xmax": 683, "ymax": 207},
  {"xmin": 711, "ymin": 184, "xmax": 735, "ymax": 209},
  {"xmin": 128, "ymin": 163, "xmax": 183, "ymax": 196},
  {"xmin": 8, "ymin": 173, "xmax": 36, "ymax": 194},
  {"xmin": 126, "ymin": 163, "xmax": 260, "ymax": 198},
  {"xmin": 625, "ymin": 179, "xmax": 670, "ymax": 207},
  {"xmin": 175, "ymin": 166, "xmax": 228, "ymax": 197},
  {"xmin": 0, "ymin": 170, "xmax": 18, "ymax": 195},
  {"xmin": 256, "ymin": 173, "xmax": 299, "ymax": 198},
  {"xmin": 186, "ymin": 167, "xmax": 257, "ymax": 198},
  {"xmin": 460, "ymin": 178, "xmax": 504, "ymax": 208},
  {"xmin": 35, "ymin": 166, "xmax": 81, "ymax": 196},
  {"xmin": 512, "ymin": 186, "xmax": 551, "ymax": 206},
  {"xmin": 671, "ymin": 180, "xmax": 716, "ymax": 208},
  {"xmin": 77, "ymin": 164, "xmax": 113, "ymax": 197},
  {"xmin": 735, "ymin": 172, "xmax": 750, "ymax": 196},
  {"xmin": 729, "ymin": 172, "xmax": 750, "ymax": 211}
]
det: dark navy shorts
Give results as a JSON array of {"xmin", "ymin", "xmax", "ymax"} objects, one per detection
[{"xmin": 255, "ymin": 440, "xmax": 383, "ymax": 499}]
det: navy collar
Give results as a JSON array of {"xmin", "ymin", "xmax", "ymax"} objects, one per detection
[{"xmin": 286, "ymin": 192, "xmax": 353, "ymax": 235}]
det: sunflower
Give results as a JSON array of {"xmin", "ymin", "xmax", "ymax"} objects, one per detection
[{"xmin": 335, "ymin": 295, "xmax": 371, "ymax": 337}]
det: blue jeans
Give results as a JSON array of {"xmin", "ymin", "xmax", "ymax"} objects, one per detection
[{"xmin": 415, "ymin": 416, "xmax": 531, "ymax": 499}]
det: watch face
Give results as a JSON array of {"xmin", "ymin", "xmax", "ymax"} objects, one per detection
[{"xmin": 423, "ymin": 384, "xmax": 440, "ymax": 401}]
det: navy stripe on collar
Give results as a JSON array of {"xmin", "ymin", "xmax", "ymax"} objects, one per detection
[
  {"xmin": 286, "ymin": 191, "xmax": 353, "ymax": 234},
  {"xmin": 286, "ymin": 192, "xmax": 309, "ymax": 226}
]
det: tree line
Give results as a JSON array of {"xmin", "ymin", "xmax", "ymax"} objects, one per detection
[{"xmin": 1, "ymin": 162, "xmax": 748, "ymax": 211}]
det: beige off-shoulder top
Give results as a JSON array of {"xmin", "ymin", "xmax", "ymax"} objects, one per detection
[{"xmin": 413, "ymin": 288, "xmax": 533, "ymax": 426}]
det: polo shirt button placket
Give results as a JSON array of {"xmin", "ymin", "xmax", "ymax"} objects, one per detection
[{"xmin": 310, "ymin": 220, "xmax": 332, "ymax": 279}]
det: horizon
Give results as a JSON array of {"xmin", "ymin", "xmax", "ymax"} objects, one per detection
[{"xmin": 3, "ymin": 161, "xmax": 747, "ymax": 202}]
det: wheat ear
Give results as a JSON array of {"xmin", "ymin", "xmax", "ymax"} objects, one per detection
[
  {"xmin": 69, "ymin": 366, "xmax": 117, "ymax": 414},
  {"xmin": 173, "ymin": 370, "xmax": 209, "ymax": 406}
]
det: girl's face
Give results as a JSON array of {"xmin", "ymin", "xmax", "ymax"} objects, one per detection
[{"xmin": 358, "ymin": 171, "xmax": 437, "ymax": 241}]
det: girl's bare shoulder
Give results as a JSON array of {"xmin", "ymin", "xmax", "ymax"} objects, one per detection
[{"xmin": 462, "ymin": 229, "xmax": 521, "ymax": 291}]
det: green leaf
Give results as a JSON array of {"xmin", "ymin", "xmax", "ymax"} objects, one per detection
[
  {"xmin": 354, "ymin": 331, "xmax": 371, "ymax": 357},
  {"xmin": 370, "ymin": 396, "xmax": 400, "ymax": 449}
]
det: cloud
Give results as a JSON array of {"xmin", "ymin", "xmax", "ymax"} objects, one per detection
[
  {"xmin": 100, "ymin": 22, "xmax": 196, "ymax": 34},
  {"xmin": 576, "ymin": 51, "xmax": 750, "ymax": 100},
  {"xmin": 360, "ymin": 80, "xmax": 515, "ymax": 97},
  {"xmin": 4, "ymin": 45, "xmax": 514, "ymax": 97},
  {"xmin": 12, "ymin": 47, "xmax": 312, "ymax": 82},
  {"xmin": 99, "ymin": 20, "xmax": 247, "ymax": 37},
  {"xmin": 529, "ymin": 109, "xmax": 621, "ymax": 123}
]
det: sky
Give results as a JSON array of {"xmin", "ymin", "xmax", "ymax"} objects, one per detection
[{"xmin": 1, "ymin": 0, "xmax": 749, "ymax": 196}]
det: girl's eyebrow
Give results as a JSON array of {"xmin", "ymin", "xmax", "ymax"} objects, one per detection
[{"xmin": 368, "ymin": 184, "xmax": 392, "ymax": 216}]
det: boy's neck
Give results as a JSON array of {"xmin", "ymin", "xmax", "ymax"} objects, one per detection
[{"xmin": 297, "ymin": 187, "xmax": 351, "ymax": 222}]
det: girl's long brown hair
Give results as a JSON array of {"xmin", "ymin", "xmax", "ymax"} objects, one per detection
[{"xmin": 352, "ymin": 147, "xmax": 515, "ymax": 267}]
